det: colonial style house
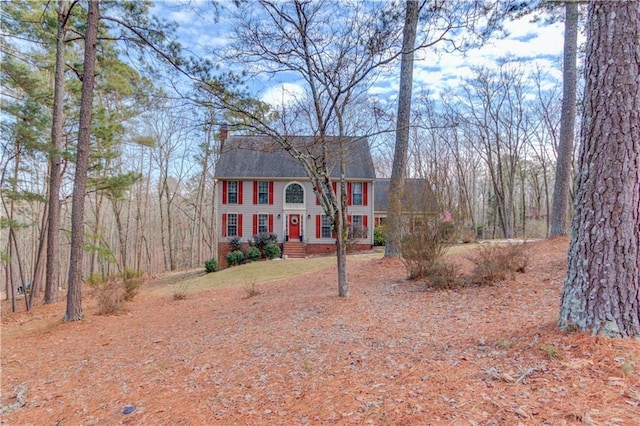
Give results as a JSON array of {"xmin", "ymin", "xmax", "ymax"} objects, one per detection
[{"xmin": 215, "ymin": 131, "xmax": 375, "ymax": 263}]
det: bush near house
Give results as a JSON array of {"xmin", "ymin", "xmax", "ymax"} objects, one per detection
[
  {"xmin": 228, "ymin": 237, "xmax": 242, "ymax": 252},
  {"xmin": 373, "ymin": 225, "xmax": 386, "ymax": 246},
  {"xmin": 226, "ymin": 250, "xmax": 245, "ymax": 266},
  {"xmin": 204, "ymin": 258, "xmax": 219, "ymax": 273},
  {"xmin": 252, "ymin": 232, "xmax": 278, "ymax": 253},
  {"xmin": 264, "ymin": 243, "xmax": 281, "ymax": 259},
  {"xmin": 245, "ymin": 246, "xmax": 261, "ymax": 261}
]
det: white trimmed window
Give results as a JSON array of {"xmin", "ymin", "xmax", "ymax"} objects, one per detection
[
  {"xmin": 352, "ymin": 182, "xmax": 363, "ymax": 205},
  {"xmin": 321, "ymin": 215, "xmax": 333, "ymax": 238},
  {"xmin": 258, "ymin": 214, "xmax": 268, "ymax": 233},
  {"xmin": 227, "ymin": 181, "xmax": 238, "ymax": 204},
  {"xmin": 227, "ymin": 213, "xmax": 238, "ymax": 236}
]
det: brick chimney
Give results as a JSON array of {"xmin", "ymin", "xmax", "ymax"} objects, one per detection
[{"xmin": 219, "ymin": 123, "xmax": 228, "ymax": 151}]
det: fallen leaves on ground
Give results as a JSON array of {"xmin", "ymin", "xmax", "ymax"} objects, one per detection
[{"xmin": 2, "ymin": 237, "xmax": 639, "ymax": 425}]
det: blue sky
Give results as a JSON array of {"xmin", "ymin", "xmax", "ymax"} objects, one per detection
[{"xmin": 152, "ymin": 1, "xmax": 568, "ymax": 107}]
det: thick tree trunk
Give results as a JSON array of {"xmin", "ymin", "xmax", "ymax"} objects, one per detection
[
  {"xmin": 385, "ymin": 0, "xmax": 419, "ymax": 258},
  {"xmin": 550, "ymin": 1, "xmax": 579, "ymax": 236},
  {"xmin": 65, "ymin": 0, "xmax": 99, "ymax": 321},
  {"xmin": 44, "ymin": 0, "xmax": 68, "ymax": 304},
  {"xmin": 558, "ymin": 0, "xmax": 640, "ymax": 338}
]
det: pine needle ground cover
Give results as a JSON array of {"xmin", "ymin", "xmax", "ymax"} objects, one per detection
[{"xmin": 2, "ymin": 237, "xmax": 639, "ymax": 424}]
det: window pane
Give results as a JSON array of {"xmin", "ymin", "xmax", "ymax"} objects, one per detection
[
  {"xmin": 228, "ymin": 181, "xmax": 238, "ymax": 204},
  {"xmin": 258, "ymin": 214, "xmax": 268, "ymax": 233},
  {"xmin": 352, "ymin": 182, "xmax": 362, "ymax": 205},
  {"xmin": 286, "ymin": 183, "xmax": 304, "ymax": 204},
  {"xmin": 227, "ymin": 214, "xmax": 237, "ymax": 236},
  {"xmin": 321, "ymin": 215, "xmax": 332, "ymax": 238},
  {"xmin": 258, "ymin": 181, "xmax": 269, "ymax": 204},
  {"xmin": 350, "ymin": 215, "xmax": 365, "ymax": 238}
]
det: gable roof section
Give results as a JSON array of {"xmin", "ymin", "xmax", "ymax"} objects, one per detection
[
  {"xmin": 215, "ymin": 135, "xmax": 375, "ymax": 180},
  {"xmin": 374, "ymin": 178, "xmax": 438, "ymax": 213}
]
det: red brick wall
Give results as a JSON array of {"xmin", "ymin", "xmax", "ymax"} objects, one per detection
[
  {"xmin": 218, "ymin": 242, "xmax": 372, "ymax": 266},
  {"xmin": 304, "ymin": 243, "xmax": 371, "ymax": 256}
]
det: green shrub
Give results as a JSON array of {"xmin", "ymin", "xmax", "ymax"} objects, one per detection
[
  {"xmin": 226, "ymin": 250, "xmax": 245, "ymax": 266},
  {"xmin": 86, "ymin": 273, "xmax": 107, "ymax": 286},
  {"xmin": 228, "ymin": 237, "xmax": 242, "ymax": 252},
  {"xmin": 245, "ymin": 246, "xmax": 261, "ymax": 261},
  {"xmin": 123, "ymin": 268, "xmax": 143, "ymax": 279},
  {"xmin": 264, "ymin": 243, "xmax": 281, "ymax": 259},
  {"xmin": 373, "ymin": 226, "xmax": 386, "ymax": 246},
  {"xmin": 204, "ymin": 258, "xmax": 219, "ymax": 273},
  {"xmin": 252, "ymin": 232, "xmax": 278, "ymax": 252}
]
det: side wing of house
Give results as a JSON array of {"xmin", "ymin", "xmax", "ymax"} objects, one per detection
[{"xmin": 373, "ymin": 178, "xmax": 439, "ymax": 231}]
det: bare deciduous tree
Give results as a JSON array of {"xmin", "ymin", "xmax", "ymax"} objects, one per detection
[
  {"xmin": 455, "ymin": 64, "xmax": 532, "ymax": 239},
  {"xmin": 208, "ymin": 0, "xmax": 407, "ymax": 297}
]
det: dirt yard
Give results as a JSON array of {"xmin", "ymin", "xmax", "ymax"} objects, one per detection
[{"xmin": 2, "ymin": 237, "xmax": 639, "ymax": 425}]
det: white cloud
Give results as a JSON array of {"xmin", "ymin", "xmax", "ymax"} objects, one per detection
[
  {"xmin": 260, "ymin": 83, "xmax": 306, "ymax": 108},
  {"xmin": 375, "ymin": 16, "xmax": 565, "ymax": 100},
  {"xmin": 196, "ymin": 33, "xmax": 231, "ymax": 49}
]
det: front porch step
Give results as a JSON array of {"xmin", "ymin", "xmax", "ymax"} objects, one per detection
[{"xmin": 283, "ymin": 241, "xmax": 306, "ymax": 258}]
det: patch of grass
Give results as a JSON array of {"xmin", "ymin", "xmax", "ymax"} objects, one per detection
[
  {"xmin": 620, "ymin": 355, "xmax": 638, "ymax": 376},
  {"xmin": 496, "ymin": 339, "xmax": 513, "ymax": 349},
  {"xmin": 150, "ymin": 255, "xmax": 350, "ymax": 296},
  {"xmin": 539, "ymin": 344, "xmax": 563, "ymax": 360}
]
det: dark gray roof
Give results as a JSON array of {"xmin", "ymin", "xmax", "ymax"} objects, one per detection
[
  {"xmin": 215, "ymin": 135, "xmax": 375, "ymax": 180},
  {"xmin": 374, "ymin": 178, "xmax": 437, "ymax": 213}
]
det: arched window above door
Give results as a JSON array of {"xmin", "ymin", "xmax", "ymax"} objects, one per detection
[{"xmin": 285, "ymin": 183, "xmax": 304, "ymax": 204}]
